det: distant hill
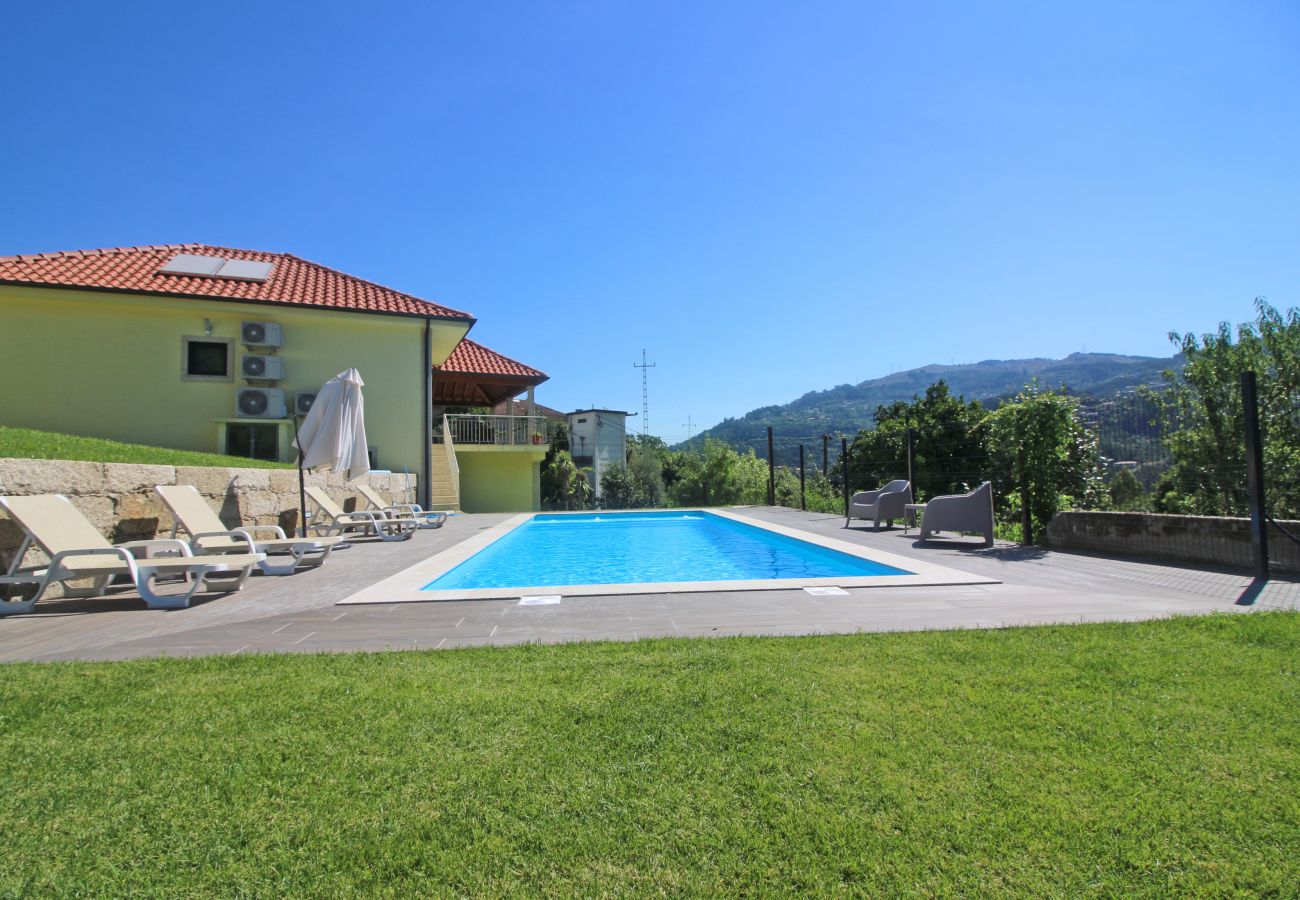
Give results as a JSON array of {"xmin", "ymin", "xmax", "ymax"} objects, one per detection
[{"xmin": 683, "ymin": 352, "xmax": 1179, "ymax": 464}]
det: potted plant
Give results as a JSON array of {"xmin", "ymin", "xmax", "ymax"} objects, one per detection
[{"xmin": 531, "ymin": 431, "xmax": 545, "ymax": 445}]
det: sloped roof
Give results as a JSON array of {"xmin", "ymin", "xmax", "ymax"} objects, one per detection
[
  {"xmin": 491, "ymin": 399, "xmax": 566, "ymax": 420},
  {"xmin": 0, "ymin": 243, "xmax": 474, "ymax": 320},
  {"xmin": 437, "ymin": 338, "xmax": 547, "ymax": 382}
]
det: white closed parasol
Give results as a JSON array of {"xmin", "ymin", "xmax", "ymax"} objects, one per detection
[{"xmin": 293, "ymin": 368, "xmax": 370, "ymax": 535}]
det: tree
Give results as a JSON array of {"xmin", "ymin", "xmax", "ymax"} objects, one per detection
[
  {"xmin": 539, "ymin": 422, "xmax": 571, "ymax": 510},
  {"xmin": 1107, "ymin": 467, "xmax": 1147, "ymax": 511},
  {"xmin": 846, "ymin": 381, "xmax": 988, "ymax": 502},
  {"xmin": 984, "ymin": 384, "xmax": 1105, "ymax": 540},
  {"xmin": 1151, "ymin": 299, "xmax": 1300, "ymax": 517},
  {"xmin": 600, "ymin": 464, "xmax": 638, "ymax": 509},
  {"xmin": 625, "ymin": 434, "xmax": 666, "ymax": 508},
  {"xmin": 541, "ymin": 448, "xmax": 591, "ymax": 510},
  {"xmin": 667, "ymin": 439, "xmax": 768, "ymax": 507}
]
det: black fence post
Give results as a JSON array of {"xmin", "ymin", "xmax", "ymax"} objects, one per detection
[
  {"xmin": 1242, "ymin": 370, "xmax": 1270, "ymax": 578},
  {"xmin": 822, "ymin": 434, "xmax": 829, "ymax": 474},
  {"xmin": 841, "ymin": 437, "xmax": 850, "ymax": 524},
  {"xmin": 766, "ymin": 426, "xmax": 775, "ymax": 506},
  {"xmin": 799, "ymin": 444, "xmax": 806, "ymax": 511},
  {"xmin": 906, "ymin": 427, "xmax": 916, "ymax": 493},
  {"xmin": 1019, "ymin": 446, "xmax": 1033, "ymax": 545}
]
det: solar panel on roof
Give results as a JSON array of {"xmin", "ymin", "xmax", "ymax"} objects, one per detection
[
  {"xmin": 159, "ymin": 253, "xmax": 225, "ymax": 276},
  {"xmin": 157, "ymin": 254, "xmax": 274, "ymax": 283},
  {"xmin": 216, "ymin": 259, "xmax": 274, "ymax": 282}
]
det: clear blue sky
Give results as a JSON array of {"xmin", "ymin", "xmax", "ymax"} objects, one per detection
[{"xmin": 4, "ymin": 1, "xmax": 1297, "ymax": 443}]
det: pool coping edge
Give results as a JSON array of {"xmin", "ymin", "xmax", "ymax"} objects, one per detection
[{"xmin": 337, "ymin": 508, "xmax": 998, "ymax": 605}]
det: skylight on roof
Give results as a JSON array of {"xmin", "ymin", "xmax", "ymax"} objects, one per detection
[{"xmin": 159, "ymin": 254, "xmax": 274, "ymax": 283}]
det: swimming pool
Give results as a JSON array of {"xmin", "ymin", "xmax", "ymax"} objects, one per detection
[{"xmin": 422, "ymin": 510, "xmax": 911, "ymax": 591}]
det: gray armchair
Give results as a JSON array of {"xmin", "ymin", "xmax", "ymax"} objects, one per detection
[
  {"xmin": 918, "ymin": 481, "xmax": 995, "ymax": 546},
  {"xmin": 847, "ymin": 479, "xmax": 912, "ymax": 530}
]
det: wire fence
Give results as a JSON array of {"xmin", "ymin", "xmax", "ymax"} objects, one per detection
[{"xmin": 742, "ymin": 380, "xmax": 1298, "ymax": 574}]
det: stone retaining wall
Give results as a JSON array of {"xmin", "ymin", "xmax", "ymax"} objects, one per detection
[
  {"xmin": 1045, "ymin": 510, "xmax": 1300, "ymax": 573},
  {"xmin": 0, "ymin": 457, "xmax": 416, "ymax": 578}
]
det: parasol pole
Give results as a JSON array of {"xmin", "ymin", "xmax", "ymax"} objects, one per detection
[{"xmin": 291, "ymin": 412, "xmax": 308, "ymax": 538}]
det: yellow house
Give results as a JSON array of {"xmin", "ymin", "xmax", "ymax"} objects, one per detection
[{"xmin": 0, "ymin": 243, "xmax": 549, "ymax": 512}]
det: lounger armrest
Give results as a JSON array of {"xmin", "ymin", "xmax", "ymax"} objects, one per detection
[
  {"xmin": 237, "ymin": 524, "xmax": 288, "ymax": 540},
  {"xmin": 922, "ymin": 495, "xmax": 960, "ymax": 513},
  {"xmin": 48, "ymin": 546, "xmax": 141, "ymax": 577},
  {"xmin": 191, "ymin": 531, "xmax": 257, "ymax": 554},
  {"xmin": 387, "ymin": 504, "xmax": 422, "ymax": 516},
  {"xmin": 337, "ymin": 511, "xmax": 383, "ymax": 525},
  {"xmin": 117, "ymin": 539, "xmax": 193, "ymax": 558}
]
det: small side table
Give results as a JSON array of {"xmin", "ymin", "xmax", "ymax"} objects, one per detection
[{"xmin": 904, "ymin": 503, "xmax": 926, "ymax": 534}]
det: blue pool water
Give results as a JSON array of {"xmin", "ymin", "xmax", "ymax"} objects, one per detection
[{"xmin": 422, "ymin": 511, "xmax": 911, "ymax": 590}]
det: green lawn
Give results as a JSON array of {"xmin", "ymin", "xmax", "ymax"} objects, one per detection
[
  {"xmin": 1, "ymin": 613, "xmax": 1297, "ymax": 896},
  {"xmin": 0, "ymin": 425, "xmax": 290, "ymax": 469}
]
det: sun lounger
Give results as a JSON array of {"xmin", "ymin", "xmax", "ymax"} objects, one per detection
[
  {"xmin": 0, "ymin": 494, "xmax": 264, "ymax": 615},
  {"xmin": 918, "ymin": 481, "xmax": 995, "ymax": 547},
  {"xmin": 847, "ymin": 479, "xmax": 912, "ymax": 529},
  {"xmin": 354, "ymin": 483, "xmax": 447, "ymax": 529},
  {"xmin": 156, "ymin": 484, "xmax": 345, "ymax": 576},
  {"xmin": 304, "ymin": 486, "xmax": 416, "ymax": 541}
]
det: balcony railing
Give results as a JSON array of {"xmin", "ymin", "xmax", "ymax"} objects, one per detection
[{"xmin": 436, "ymin": 414, "xmax": 547, "ymax": 446}]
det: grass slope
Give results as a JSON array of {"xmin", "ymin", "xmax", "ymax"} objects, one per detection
[
  {"xmin": 1, "ymin": 613, "xmax": 1297, "ymax": 896},
  {"xmin": 0, "ymin": 425, "xmax": 290, "ymax": 469}
]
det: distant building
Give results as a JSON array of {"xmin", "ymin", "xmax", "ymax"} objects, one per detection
[
  {"xmin": 492, "ymin": 398, "xmax": 566, "ymax": 422},
  {"xmin": 567, "ymin": 409, "xmax": 633, "ymax": 500}
]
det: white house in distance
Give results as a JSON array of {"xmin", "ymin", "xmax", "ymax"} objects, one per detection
[{"xmin": 567, "ymin": 408, "xmax": 633, "ymax": 500}]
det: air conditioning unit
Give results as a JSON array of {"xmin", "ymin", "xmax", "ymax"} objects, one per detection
[
  {"xmin": 294, "ymin": 391, "xmax": 316, "ymax": 416},
  {"xmin": 241, "ymin": 354, "xmax": 283, "ymax": 380},
  {"xmin": 241, "ymin": 321, "xmax": 282, "ymax": 348},
  {"xmin": 236, "ymin": 388, "xmax": 286, "ymax": 418}
]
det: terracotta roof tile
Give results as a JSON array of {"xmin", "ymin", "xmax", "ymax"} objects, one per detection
[
  {"xmin": 438, "ymin": 338, "xmax": 547, "ymax": 382},
  {"xmin": 0, "ymin": 243, "xmax": 474, "ymax": 320}
]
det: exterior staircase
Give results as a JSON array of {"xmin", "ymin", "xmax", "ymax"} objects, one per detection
[{"xmin": 430, "ymin": 420, "xmax": 461, "ymax": 510}]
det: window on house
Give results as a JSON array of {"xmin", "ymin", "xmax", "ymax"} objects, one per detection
[
  {"xmin": 182, "ymin": 337, "xmax": 233, "ymax": 381},
  {"xmin": 224, "ymin": 423, "xmax": 280, "ymax": 461}
]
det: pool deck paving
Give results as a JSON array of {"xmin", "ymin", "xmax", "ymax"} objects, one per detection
[{"xmin": 1, "ymin": 506, "xmax": 1296, "ymax": 663}]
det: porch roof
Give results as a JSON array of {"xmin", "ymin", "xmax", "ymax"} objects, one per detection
[{"xmin": 432, "ymin": 338, "xmax": 548, "ymax": 406}]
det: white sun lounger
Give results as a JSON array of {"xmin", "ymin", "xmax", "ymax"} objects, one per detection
[
  {"xmin": 0, "ymin": 494, "xmax": 264, "ymax": 615},
  {"xmin": 155, "ymin": 484, "xmax": 345, "ymax": 576},
  {"xmin": 354, "ymin": 483, "xmax": 447, "ymax": 529},
  {"xmin": 304, "ymin": 486, "xmax": 416, "ymax": 541}
]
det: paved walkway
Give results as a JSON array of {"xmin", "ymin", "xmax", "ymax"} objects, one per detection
[{"xmin": 1, "ymin": 507, "xmax": 1296, "ymax": 662}]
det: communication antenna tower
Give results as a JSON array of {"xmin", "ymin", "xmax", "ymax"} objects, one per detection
[{"xmin": 633, "ymin": 348, "xmax": 655, "ymax": 436}]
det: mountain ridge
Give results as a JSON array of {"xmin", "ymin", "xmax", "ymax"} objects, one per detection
[{"xmin": 683, "ymin": 351, "xmax": 1179, "ymax": 461}]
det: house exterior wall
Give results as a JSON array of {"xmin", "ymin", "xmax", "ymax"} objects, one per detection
[
  {"xmin": 0, "ymin": 285, "xmax": 468, "ymax": 479},
  {"xmin": 455, "ymin": 447, "xmax": 545, "ymax": 513},
  {"xmin": 567, "ymin": 411, "xmax": 628, "ymax": 500}
]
